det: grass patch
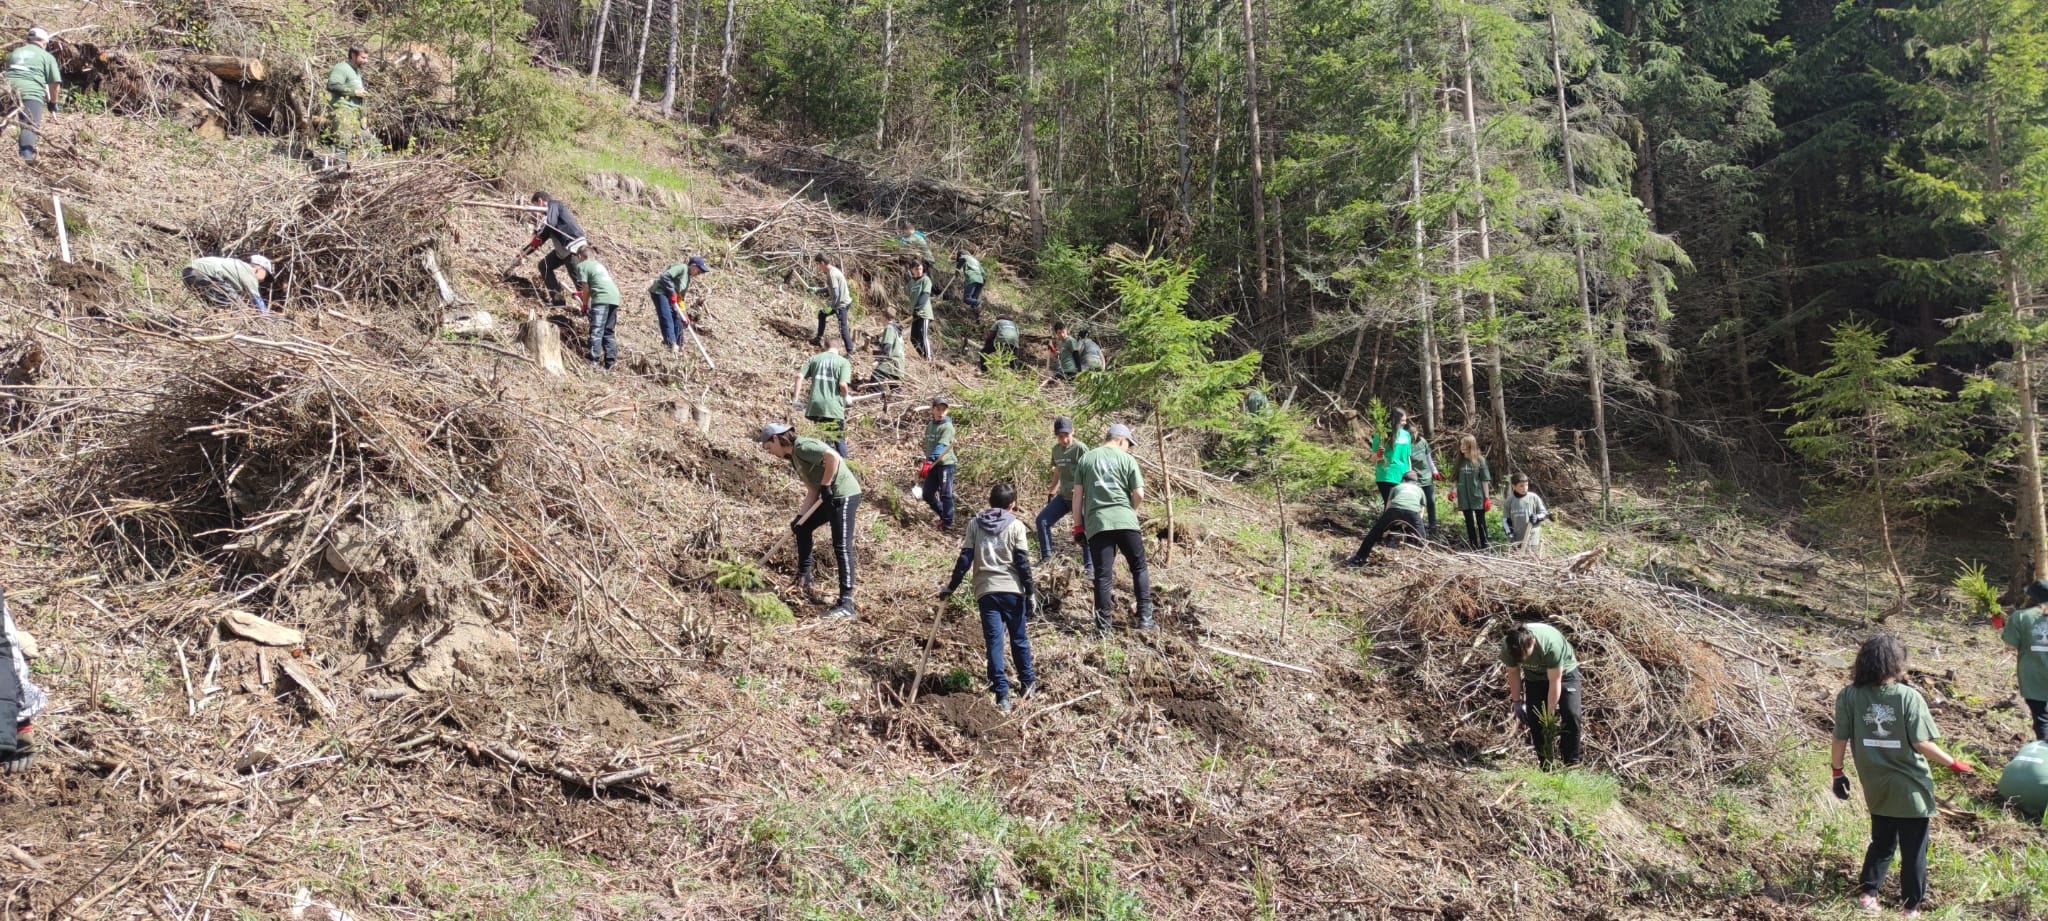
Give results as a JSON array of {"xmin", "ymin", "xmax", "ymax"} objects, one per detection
[
  {"xmin": 744, "ymin": 591, "xmax": 796, "ymax": 625},
  {"xmin": 1496, "ymin": 766, "xmax": 1621, "ymax": 815}
]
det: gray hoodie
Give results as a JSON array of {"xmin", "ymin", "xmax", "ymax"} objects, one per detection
[{"xmin": 962, "ymin": 508, "xmax": 1032, "ymax": 597}]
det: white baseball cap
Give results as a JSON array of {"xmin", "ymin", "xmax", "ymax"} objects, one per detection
[{"xmin": 28, "ymin": 27, "xmax": 53, "ymax": 43}]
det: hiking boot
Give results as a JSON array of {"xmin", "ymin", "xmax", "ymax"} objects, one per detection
[
  {"xmin": 1340, "ymin": 555, "xmax": 1367, "ymax": 568},
  {"xmin": 823, "ymin": 599, "xmax": 857, "ymax": 620},
  {"xmin": 1137, "ymin": 612, "xmax": 1157, "ymax": 632},
  {"xmin": 1092, "ymin": 613, "xmax": 1112, "ymax": 638},
  {"xmin": 995, "ymin": 693, "xmax": 1013, "ymax": 713}
]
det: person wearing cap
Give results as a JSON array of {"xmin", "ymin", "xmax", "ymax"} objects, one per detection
[
  {"xmin": 955, "ymin": 251, "xmax": 987, "ymax": 309},
  {"xmin": 1997, "ymin": 740, "xmax": 2048, "ymax": 821},
  {"xmin": 755, "ymin": 423, "xmax": 861, "ymax": 619},
  {"xmin": 1, "ymin": 588, "xmax": 47, "ymax": 774},
  {"xmin": 1034, "ymin": 417, "xmax": 1092, "ymax": 573},
  {"xmin": 5, "ymin": 28, "xmax": 62, "ymax": 163},
  {"xmin": 325, "ymin": 45, "xmax": 372, "ymax": 164},
  {"xmin": 812, "ymin": 254, "xmax": 855, "ymax": 355},
  {"xmin": 182, "ymin": 254, "xmax": 273, "ymax": 312},
  {"xmin": 871, "ymin": 306, "xmax": 906, "ymax": 383},
  {"xmin": 938, "ymin": 482, "xmax": 1038, "ymax": 712},
  {"xmin": 978, "ymin": 315, "xmax": 1021, "ymax": 372},
  {"xmin": 922, "ymin": 396, "xmax": 958, "ymax": 531},
  {"xmin": 570, "ymin": 248, "xmax": 624, "ymax": 369},
  {"xmin": 796, "ymin": 343, "xmax": 852, "ymax": 458},
  {"xmin": 906, "ymin": 261, "xmax": 935, "ymax": 361},
  {"xmin": 507, "ymin": 191, "xmax": 588, "ymax": 308},
  {"xmin": 1076, "ymin": 423, "xmax": 1152, "ymax": 634},
  {"xmin": 2000, "ymin": 579, "xmax": 2048, "ymax": 742},
  {"xmin": 648, "ymin": 256, "xmax": 708, "ymax": 353}
]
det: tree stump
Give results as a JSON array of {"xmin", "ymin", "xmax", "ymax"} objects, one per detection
[{"xmin": 522, "ymin": 314, "xmax": 565, "ymax": 375}]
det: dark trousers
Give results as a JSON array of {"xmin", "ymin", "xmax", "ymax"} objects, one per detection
[
  {"xmin": 912, "ymin": 316, "xmax": 933, "ymax": 359},
  {"xmin": 808, "ymin": 416, "xmax": 847, "ymax": 459},
  {"xmin": 587, "ymin": 303, "xmax": 619, "ymax": 367},
  {"xmin": 923, "ymin": 462, "xmax": 955, "ymax": 528},
  {"xmin": 1421, "ymin": 484, "xmax": 1438, "ymax": 529},
  {"xmin": 2030, "ymin": 698, "xmax": 2048, "ymax": 743},
  {"xmin": 1353, "ymin": 507, "xmax": 1423, "ymax": 562},
  {"xmin": 0, "ymin": 619, "xmax": 19, "ymax": 753},
  {"xmin": 16, "ymin": 97, "xmax": 45, "ymax": 159},
  {"xmin": 181, "ymin": 269, "xmax": 248, "ymax": 310},
  {"xmin": 815, "ymin": 307, "xmax": 854, "ymax": 354},
  {"xmin": 1033, "ymin": 495, "xmax": 1092, "ymax": 571},
  {"xmin": 1377, "ymin": 481, "xmax": 1396, "ymax": 503},
  {"xmin": 1520, "ymin": 669, "xmax": 1583, "ymax": 766},
  {"xmin": 1088, "ymin": 529, "xmax": 1152, "ymax": 629},
  {"xmin": 1858, "ymin": 815, "xmax": 1930, "ymax": 909},
  {"xmin": 1463, "ymin": 508, "xmax": 1489, "ymax": 549},
  {"xmin": 650, "ymin": 290, "xmax": 683, "ymax": 347},
  {"xmin": 962, "ymin": 281, "xmax": 984, "ymax": 308},
  {"xmin": 538, "ymin": 250, "xmax": 572, "ymax": 300},
  {"xmin": 978, "ymin": 592, "xmax": 1036, "ymax": 698},
  {"xmin": 793, "ymin": 494, "xmax": 860, "ymax": 601}
]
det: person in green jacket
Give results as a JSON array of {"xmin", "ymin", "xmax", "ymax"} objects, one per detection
[
  {"xmin": 979, "ymin": 316, "xmax": 1021, "ymax": 371},
  {"xmin": 795, "ymin": 343, "xmax": 851, "ymax": 458},
  {"xmin": 905, "ymin": 261, "xmax": 934, "ymax": 360},
  {"xmin": 1369, "ymin": 409, "xmax": 1412, "ymax": 504},
  {"xmin": 1077, "ymin": 423, "xmax": 1152, "ymax": 635},
  {"xmin": 647, "ymin": 256, "xmax": 707, "ymax": 352},
  {"xmin": 955, "ymin": 251, "xmax": 987, "ymax": 309},
  {"xmin": 1830, "ymin": 633, "xmax": 1973, "ymax": 914},
  {"xmin": 921, "ymin": 395, "xmax": 959, "ymax": 531},
  {"xmin": 1050, "ymin": 321, "xmax": 1081, "ymax": 379},
  {"xmin": 1344, "ymin": 471, "xmax": 1426, "ymax": 566},
  {"xmin": 181, "ymin": 254, "xmax": 273, "ymax": 312},
  {"xmin": 754, "ymin": 422, "xmax": 861, "ymax": 619},
  {"xmin": 1502, "ymin": 620, "xmax": 1582, "ymax": 767},
  {"xmin": 6, "ymin": 28, "xmax": 62, "ymax": 163},
  {"xmin": 1033, "ymin": 416, "xmax": 1092, "ymax": 573},
  {"xmin": 2001, "ymin": 579, "xmax": 2048, "ymax": 742},
  {"xmin": 871, "ymin": 306, "xmax": 906, "ymax": 383},
  {"xmin": 325, "ymin": 46, "xmax": 372, "ymax": 164},
  {"xmin": 1997, "ymin": 741, "xmax": 2048, "ymax": 822},
  {"xmin": 897, "ymin": 221, "xmax": 935, "ymax": 271},
  {"xmin": 1451, "ymin": 433, "xmax": 1493, "ymax": 549},
  {"xmin": 570, "ymin": 249, "xmax": 623, "ymax": 369}
]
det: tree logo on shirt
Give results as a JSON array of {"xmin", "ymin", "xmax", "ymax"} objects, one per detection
[
  {"xmin": 2033, "ymin": 621, "xmax": 2048, "ymax": 645},
  {"xmin": 1864, "ymin": 703, "xmax": 1897, "ymax": 738}
]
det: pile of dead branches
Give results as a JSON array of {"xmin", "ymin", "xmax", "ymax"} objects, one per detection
[
  {"xmin": 189, "ymin": 158, "xmax": 486, "ymax": 323},
  {"xmin": 1369, "ymin": 549, "xmax": 1789, "ymax": 788}
]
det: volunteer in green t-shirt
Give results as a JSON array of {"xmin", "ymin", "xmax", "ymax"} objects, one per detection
[
  {"xmin": 1076, "ymin": 423, "xmax": 1152, "ymax": 635},
  {"xmin": 1344, "ymin": 471, "xmax": 1426, "ymax": 566},
  {"xmin": 955, "ymin": 251, "xmax": 987, "ymax": 309},
  {"xmin": 812, "ymin": 254, "xmax": 854, "ymax": 355},
  {"xmin": 920, "ymin": 395, "xmax": 958, "ymax": 531},
  {"xmin": 1997, "ymin": 741, "xmax": 2048, "ymax": 822},
  {"xmin": 1451, "ymin": 433, "xmax": 1493, "ymax": 549},
  {"xmin": 5, "ymin": 28, "xmax": 62, "ymax": 163},
  {"xmin": 181, "ymin": 254, "xmax": 273, "ymax": 312},
  {"xmin": 1032, "ymin": 417, "xmax": 1092, "ymax": 573},
  {"xmin": 325, "ymin": 46, "xmax": 372, "ymax": 163},
  {"xmin": 1049, "ymin": 321, "xmax": 1082, "ymax": 379},
  {"xmin": 1369, "ymin": 408, "xmax": 1414, "ymax": 504},
  {"xmin": 905, "ymin": 261, "xmax": 935, "ymax": 360},
  {"xmin": 1999, "ymin": 579, "xmax": 2048, "ymax": 742},
  {"xmin": 1830, "ymin": 633, "xmax": 1973, "ymax": 914},
  {"xmin": 978, "ymin": 316, "xmax": 1021, "ymax": 372},
  {"xmin": 1501, "ymin": 620, "xmax": 1584, "ymax": 767},
  {"xmin": 754, "ymin": 422, "xmax": 861, "ymax": 620},
  {"xmin": 871, "ymin": 306, "xmax": 906, "ymax": 382},
  {"xmin": 794, "ymin": 344, "xmax": 852, "ymax": 458},
  {"xmin": 570, "ymin": 249, "xmax": 623, "ymax": 370},
  {"xmin": 647, "ymin": 256, "xmax": 707, "ymax": 352}
]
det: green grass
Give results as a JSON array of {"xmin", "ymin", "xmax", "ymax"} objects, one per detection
[
  {"xmin": 1496, "ymin": 766, "xmax": 1621, "ymax": 815},
  {"xmin": 744, "ymin": 591, "xmax": 796, "ymax": 625}
]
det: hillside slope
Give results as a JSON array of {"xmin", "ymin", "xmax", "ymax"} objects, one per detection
[{"xmin": 0, "ymin": 22, "xmax": 2045, "ymax": 921}]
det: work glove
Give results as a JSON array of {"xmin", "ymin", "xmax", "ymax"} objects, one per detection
[
  {"xmin": 918, "ymin": 461, "xmax": 934, "ymax": 479},
  {"xmin": 1483, "ymin": 497, "xmax": 1493, "ymax": 512},
  {"xmin": 1947, "ymin": 759, "xmax": 1976, "ymax": 774},
  {"xmin": 1832, "ymin": 771, "xmax": 1851, "ymax": 800},
  {"xmin": 1073, "ymin": 522, "xmax": 1085, "ymax": 540},
  {"xmin": 1533, "ymin": 513, "xmax": 1548, "ymax": 526},
  {"xmin": 1512, "ymin": 701, "xmax": 1531, "ymax": 725},
  {"xmin": 47, "ymin": 100, "xmax": 57, "ymax": 115},
  {"xmin": 1994, "ymin": 613, "xmax": 2007, "ymax": 629},
  {"xmin": 251, "ymin": 296, "xmax": 268, "ymax": 312}
]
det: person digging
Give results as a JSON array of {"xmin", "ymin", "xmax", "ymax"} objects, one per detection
[
  {"xmin": 955, "ymin": 250, "xmax": 987, "ymax": 310},
  {"xmin": 978, "ymin": 315, "xmax": 1021, "ymax": 372},
  {"xmin": 754, "ymin": 422, "xmax": 860, "ymax": 620},
  {"xmin": 648, "ymin": 256, "xmax": 709, "ymax": 353},
  {"xmin": 571, "ymin": 248, "xmax": 623, "ymax": 370},
  {"xmin": 182, "ymin": 254, "xmax": 274, "ymax": 313},
  {"xmin": 795, "ymin": 342, "xmax": 852, "ymax": 458},
  {"xmin": 506, "ymin": 191, "xmax": 588, "ymax": 307},
  {"xmin": 871, "ymin": 306, "xmax": 906, "ymax": 386},
  {"xmin": 1076, "ymin": 423, "xmax": 1152, "ymax": 635},
  {"xmin": 938, "ymin": 482, "xmax": 1038, "ymax": 713},
  {"xmin": 812, "ymin": 254, "xmax": 855, "ymax": 355},
  {"xmin": 1502, "ymin": 620, "xmax": 1582, "ymax": 768},
  {"xmin": 5, "ymin": 27, "xmax": 62, "ymax": 163}
]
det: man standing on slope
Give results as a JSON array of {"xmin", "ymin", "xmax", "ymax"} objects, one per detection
[
  {"xmin": 1077, "ymin": 423, "xmax": 1152, "ymax": 635},
  {"xmin": 5, "ymin": 28, "xmax": 62, "ymax": 163},
  {"xmin": 812, "ymin": 254, "xmax": 855, "ymax": 354},
  {"xmin": 754, "ymin": 423, "xmax": 861, "ymax": 620},
  {"xmin": 939, "ymin": 483, "xmax": 1038, "ymax": 713},
  {"xmin": 795, "ymin": 342, "xmax": 852, "ymax": 457},
  {"xmin": 2000, "ymin": 579, "xmax": 2048, "ymax": 743},
  {"xmin": 921, "ymin": 395, "xmax": 959, "ymax": 532},
  {"xmin": 182, "ymin": 254, "xmax": 274, "ymax": 312},
  {"xmin": 648, "ymin": 256, "xmax": 708, "ymax": 353},
  {"xmin": 955, "ymin": 250, "xmax": 987, "ymax": 309},
  {"xmin": 571, "ymin": 248, "xmax": 623, "ymax": 369},
  {"xmin": 906, "ymin": 260, "xmax": 935, "ymax": 360},
  {"xmin": 325, "ymin": 45, "xmax": 372, "ymax": 164},
  {"xmin": 508, "ymin": 192, "xmax": 588, "ymax": 308},
  {"xmin": 1033, "ymin": 417, "xmax": 1092, "ymax": 573}
]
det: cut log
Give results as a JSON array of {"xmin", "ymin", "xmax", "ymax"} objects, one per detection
[
  {"xmin": 522, "ymin": 314, "xmax": 565, "ymax": 375},
  {"xmin": 159, "ymin": 51, "xmax": 266, "ymax": 82}
]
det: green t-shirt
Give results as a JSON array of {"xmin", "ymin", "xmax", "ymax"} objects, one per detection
[
  {"xmin": 184, "ymin": 257, "xmax": 262, "ymax": 301},
  {"xmin": 1454, "ymin": 456, "xmax": 1492, "ymax": 511},
  {"xmin": 1076, "ymin": 445, "xmax": 1143, "ymax": 535},
  {"xmin": 1501, "ymin": 622, "xmax": 1578, "ymax": 679},
  {"xmin": 570, "ymin": 258, "xmax": 621, "ymax": 306},
  {"xmin": 1387, "ymin": 481, "xmax": 1425, "ymax": 513},
  {"xmin": 326, "ymin": 60, "xmax": 365, "ymax": 109},
  {"xmin": 1077, "ymin": 339, "xmax": 1105, "ymax": 371},
  {"xmin": 1245, "ymin": 390, "xmax": 1271, "ymax": 415},
  {"xmin": 1050, "ymin": 439, "xmax": 1090, "ymax": 494},
  {"xmin": 923, "ymin": 416, "xmax": 957, "ymax": 466},
  {"xmin": 2002, "ymin": 606, "xmax": 2048, "ymax": 701},
  {"xmin": 789, "ymin": 437, "xmax": 860, "ymax": 498},
  {"xmin": 958, "ymin": 254, "xmax": 986, "ymax": 284},
  {"xmin": 991, "ymin": 319, "xmax": 1020, "ymax": 349},
  {"xmin": 1998, "ymin": 741, "xmax": 2048, "ymax": 818},
  {"xmin": 907, "ymin": 274, "xmax": 933, "ymax": 319},
  {"xmin": 4, "ymin": 45, "xmax": 61, "ymax": 103},
  {"xmin": 1373, "ymin": 429, "xmax": 1413, "ymax": 485},
  {"xmin": 801, "ymin": 351, "xmax": 850, "ymax": 421},
  {"xmin": 900, "ymin": 230, "xmax": 934, "ymax": 264},
  {"xmin": 649, "ymin": 262, "xmax": 693, "ymax": 297},
  {"xmin": 1056, "ymin": 336, "xmax": 1080, "ymax": 374},
  {"xmin": 876, "ymin": 322, "xmax": 905, "ymax": 377},
  {"xmin": 1833, "ymin": 682, "xmax": 1939, "ymax": 819}
]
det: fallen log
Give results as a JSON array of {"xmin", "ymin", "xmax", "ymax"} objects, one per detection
[{"xmin": 157, "ymin": 51, "xmax": 266, "ymax": 82}]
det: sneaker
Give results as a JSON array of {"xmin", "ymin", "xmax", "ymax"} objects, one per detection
[
  {"xmin": 1854, "ymin": 895, "xmax": 1878, "ymax": 913},
  {"xmin": 823, "ymin": 600, "xmax": 857, "ymax": 620},
  {"xmin": 1902, "ymin": 912, "xmax": 1919, "ymax": 919},
  {"xmin": 996, "ymin": 694, "xmax": 1013, "ymax": 713},
  {"xmin": 1340, "ymin": 556, "xmax": 1366, "ymax": 568},
  {"xmin": 1137, "ymin": 614, "xmax": 1156, "ymax": 632},
  {"xmin": 1017, "ymin": 679, "xmax": 1039, "ymax": 698}
]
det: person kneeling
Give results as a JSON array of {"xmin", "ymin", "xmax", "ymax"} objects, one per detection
[{"xmin": 1344, "ymin": 471, "xmax": 1426, "ymax": 566}]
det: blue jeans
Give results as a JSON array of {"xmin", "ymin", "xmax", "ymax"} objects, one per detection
[
  {"xmin": 650, "ymin": 290, "xmax": 683, "ymax": 347},
  {"xmin": 923, "ymin": 462, "xmax": 955, "ymax": 527},
  {"xmin": 962, "ymin": 281, "xmax": 985, "ymax": 308},
  {"xmin": 587, "ymin": 303, "xmax": 619, "ymax": 366},
  {"xmin": 978, "ymin": 592, "xmax": 1035, "ymax": 698},
  {"xmin": 1033, "ymin": 496, "xmax": 1092, "ymax": 571},
  {"xmin": 17, "ymin": 98, "xmax": 45, "ymax": 159}
]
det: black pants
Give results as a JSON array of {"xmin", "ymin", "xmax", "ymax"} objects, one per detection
[
  {"xmin": 912, "ymin": 316, "xmax": 933, "ymax": 359},
  {"xmin": 1521, "ymin": 669, "xmax": 1583, "ymax": 766},
  {"xmin": 1858, "ymin": 815, "xmax": 1930, "ymax": 910},
  {"xmin": 0, "ymin": 616, "xmax": 19, "ymax": 754},
  {"xmin": 1087, "ymin": 529, "xmax": 1152, "ymax": 630},
  {"xmin": 793, "ymin": 494, "xmax": 860, "ymax": 602},
  {"xmin": 1463, "ymin": 508, "xmax": 1489, "ymax": 549},
  {"xmin": 538, "ymin": 250, "xmax": 572, "ymax": 301},
  {"xmin": 1353, "ymin": 507, "xmax": 1423, "ymax": 562},
  {"xmin": 814, "ymin": 308, "xmax": 854, "ymax": 354},
  {"xmin": 1421, "ymin": 484, "xmax": 1438, "ymax": 529},
  {"xmin": 1376, "ymin": 481, "xmax": 1396, "ymax": 503},
  {"xmin": 2030, "ymin": 698, "xmax": 2048, "ymax": 743}
]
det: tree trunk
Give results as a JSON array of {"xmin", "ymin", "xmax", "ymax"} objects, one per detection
[
  {"xmin": 1984, "ymin": 81, "xmax": 2048, "ymax": 578},
  {"xmin": 876, "ymin": 0, "xmax": 893, "ymax": 146},
  {"xmin": 1549, "ymin": 3, "xmax": 1611, "ymax": 515},
  {"xmin": 683, "ymin": 0, "xmax": 704, "ymax": 122},
  {"xmin": 589, "ymin": 0, "xmax": 616, "ymax": 83},
  {"xmin": 712, "ymin": 0, "xmax": 738, "ymax": 128},
  {"xmin": 1017, "ymin": 0, "xmax": 1046, "ymax": 248},
  {"xmin": 660, "ymin": 0, "xmax": 681, "ymax": 115},
  {"xmin": 1278, "ymin": 492, "xmax": 1292, "ymax": 643},
  {"xmin": 1156, "ymin": 407, "xmax": 1174, "ymax": 565},
  {"xmin": 629, "ymin": 0, "xmax": 656, "ymax": 99},
  {"xmin": 1240, "ymin": 0, "xmax": 1270, "ymax": 316},
  {"xmin": 1460, "ymin": 19, "xmax": 1511, "ymax": 474},
  {"xmin": 1169, "ymin": 0, "xmax": 1192, "ymax": 233},
  {"xmin": 1337, "ymin": 318, "xmax": 1367, "ymax": 398},
  {"xmin": 1208, "ymin": 9, "xmax": 1225, "ymax": 228},
  {"xmin": 1407, "ymin": 37, "xmax": 1439, "ymax": 439}
]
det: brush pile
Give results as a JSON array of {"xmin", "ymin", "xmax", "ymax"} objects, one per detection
[{"xmin": 1370, "ymin": 549, "xmax": 1788, "ymax": 788}]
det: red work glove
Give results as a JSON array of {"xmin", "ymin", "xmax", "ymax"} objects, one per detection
[
  {"xmin": 1448, "ymin": 490, "xmax": 1457, "ymax": 503},
  {"xmin": 1484, "ymin": 497, "xmax": 1492, "ymax": 512},
  {"xmin": 918, "ymin": 461, "xmax": 934, "ymax": 479},
  {"xmin": 1947, "ymin": 759, "xmax": 1975, "ymax": 774},
  {"xmin": 1994, "ymin": 613, "xmax": 2007, "ymax": 629},
  {"xmin": 1073, "ymin": 521, "xmax": 1085, "ymax": 539}
]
